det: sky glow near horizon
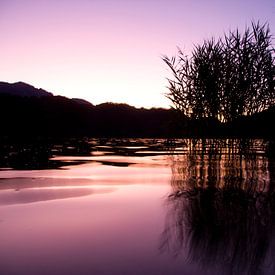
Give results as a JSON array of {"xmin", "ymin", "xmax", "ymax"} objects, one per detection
[{"xmin": 0, "ymin": 0, "xmax": 274, "ymax": 108}]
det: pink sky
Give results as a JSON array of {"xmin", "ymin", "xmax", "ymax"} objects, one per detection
[{"xmin": 0, "ymin": 0, "xmax": 274, "ymax": 108}]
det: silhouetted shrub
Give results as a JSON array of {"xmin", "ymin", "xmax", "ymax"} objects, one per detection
[{"xmin": 164, "ymin": 22, "xmax": 275, "ymax": 123}]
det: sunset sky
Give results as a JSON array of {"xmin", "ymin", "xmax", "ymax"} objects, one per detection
[{"xmin": 0, "ymin": 0, "xmax": 274, "ymax": 108}]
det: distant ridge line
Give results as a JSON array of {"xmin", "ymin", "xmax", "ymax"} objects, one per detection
[{"xmin": 0, "ymin": 81, "xmax": 53, "ymax": 97}]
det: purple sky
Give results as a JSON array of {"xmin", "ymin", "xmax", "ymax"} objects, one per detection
[{"xmin": 0, "ymin": 0, "xmax": 274, "ymax": 107}]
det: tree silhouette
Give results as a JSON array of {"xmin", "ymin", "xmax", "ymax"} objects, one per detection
[{"xmin": 164, "ymin": 22, "xmax": 275, "ymax": 123}]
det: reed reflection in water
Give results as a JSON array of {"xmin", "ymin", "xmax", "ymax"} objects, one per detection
[{"xmin": 161, "ymin": 139, "xmax": 275, "ymax": 275}]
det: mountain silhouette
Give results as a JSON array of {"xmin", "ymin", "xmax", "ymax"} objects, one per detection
[
  {"xmin": 0, "ymin": 81, "xmax": 274, "ymax": 138},
  {"xmin": 71, "ymin": 98, "xmax": 94, "ymax": 106},
  {"xmin": 0, "ymin": 81, "xmax": 53, "ymax": 97},
  {"xmin": 0, "ymin": 81, "xmax": 180, "ymax": 138}
]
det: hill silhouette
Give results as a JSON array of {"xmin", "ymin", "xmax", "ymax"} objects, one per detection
[
  {"xmin": 0, "ymin": 81, "xmax": 53, "ymax": 97},
  {"xmin": 0, "ymin": 81, "xmax": 180, "ymax": 138},
  {"xmin": 0, "ymin": 81, "xmax": 275, "ymax": 138}
]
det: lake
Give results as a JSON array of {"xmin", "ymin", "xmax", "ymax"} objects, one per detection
[{"xmin": 1, "ymin": 138, "xmax": 275, "ymax": 275}]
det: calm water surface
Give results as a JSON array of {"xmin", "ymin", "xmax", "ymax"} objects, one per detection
[{"xmin": 1, "ymin": 138, "xmax": 275, "ymax": 275}]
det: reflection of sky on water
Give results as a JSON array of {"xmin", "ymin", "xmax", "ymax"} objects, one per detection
[
  {"xmin": 0, "ymin": 139, "xmax": 191, "ymax": 275},
  {"xmin": 0, "ymin": 187, "xmax": 115, "ymax": 205},
  {"xmin": 0, "ymin": 183, "xmax": 191, "ymax": 275},
  {"xmin": 1, "ymin": 139, "xmax": 275, "ymax": 274},
  {"xmin": 0, "ymin": 153, "xmax": 171, "ymax": 206}
]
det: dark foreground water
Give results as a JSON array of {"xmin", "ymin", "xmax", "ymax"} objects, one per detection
[{"xmin": 1, "ymin": 138, "xmax": 275, "ymax": 275}]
